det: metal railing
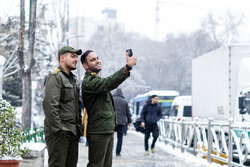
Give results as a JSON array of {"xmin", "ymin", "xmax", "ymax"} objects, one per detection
[
  {"xmin": 23, "ymin": 127, "xmax": 45, "ymax": 143},
  {"xmin": 158, "ymin": 118, "xmax": 250, "ymax": 167}
]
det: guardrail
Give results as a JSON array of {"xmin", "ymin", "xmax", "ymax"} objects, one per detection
[
  {"xmin": 23, "ymin": 127, "xmax": 45, "ymax": 143},
  {"xmin": 158, "ymin": 118, "xmax": 250, "ymax": 167}
]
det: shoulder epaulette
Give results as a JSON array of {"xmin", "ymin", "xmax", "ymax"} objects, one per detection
[
  {"xmin": 90, "ymin": 72, "xmax": 96, "ymax": 76},
  {"xmin": 52, "ymin": 68, "xmax": 60, "ymax": 74}
]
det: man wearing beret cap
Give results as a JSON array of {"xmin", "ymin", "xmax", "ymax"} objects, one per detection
[{"xmin": 43, "ymin": 46, "xmax": 83, "ymax": 167}]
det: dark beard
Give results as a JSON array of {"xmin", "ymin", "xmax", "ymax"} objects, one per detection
[
  {"xmin": 92, "ymin": 68, "xmax": 101, "ymax": 73},
  {"xmin": 66, "ymin": 64, "xmax": 76, "ymax": 71},
  {"xmin": 89, "ymin": 66, "xmax": 101, "ymax": 73},
  {"xmin": 70, "ymin": 67, "xmax": 76, "ymax": 70}
]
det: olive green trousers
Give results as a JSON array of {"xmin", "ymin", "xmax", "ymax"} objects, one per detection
[
  {"xmin": 87, "ymin": 133, "xmax": 114, "ymax": 167},
  {"xmin": 45, "ymin": 130, "xmax": 80, "ymax": 167}
]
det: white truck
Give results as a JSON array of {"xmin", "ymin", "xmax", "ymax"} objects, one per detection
[
  {"xmin": 192, "ymin": 44, "xmax": 250, "ymax": 166},
  {"xmin": 192, "ymin": 44, "xmax": 250, "ymax": 122}
]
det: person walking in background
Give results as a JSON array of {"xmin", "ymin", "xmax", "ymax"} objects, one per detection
[
  {"xmin": 43, "ymin": 46, "xmax": 83, "ymax": 167},
  {"xmin": 112, "ymin": 88, "xmax": 132, "ymax": 157},
  {"xmin": 140, "ymin": 95, "xmax": 163, "ymax": 155},
  {"xmin": 80, "ymin": 50, "xmax": 137, "ymax": 167}
]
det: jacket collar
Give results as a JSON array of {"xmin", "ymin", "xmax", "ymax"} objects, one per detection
[
  {"xmin": 58, "ymin": 66, "xmax": 75, "ymax": 78},
  {"xmin": 85, "ymin": 72, "xmax": 98, "ymax": 76}
]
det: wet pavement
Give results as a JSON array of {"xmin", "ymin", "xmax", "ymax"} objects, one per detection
[{"xmin": 77, "ymin": 130, "xmax": 214, "ymax": 167}]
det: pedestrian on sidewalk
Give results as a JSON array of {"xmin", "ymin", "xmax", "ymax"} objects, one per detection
[
  {"xmin": 43, "ymin": 46, "xmax": 84, "ymax": 167},
  {"xmin": 80, "ymin": 50, "xmax": 137, "ymax": 167},
  {"xmin": 140, "ymin": 95, "xmax": 163, "ymax": 155},
  {"xmin": 112, "ymin": 88, "xmax": 132, "ymax": 157}
]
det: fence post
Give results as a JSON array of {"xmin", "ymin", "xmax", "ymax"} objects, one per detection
[
  {"xmin": 171, "ymin": 119, "xmax": 174, "ymax": 141},
  {"xmin": 207, "ymin": 117, "xmax": 213, "ymax": 163},
  {"xmin": 228, "ymin": 118, "xmax": 233, "ymax": 167},
  {"xmin": 193, "ymin": 118, "xmax": 198, "ymax": 155},
  {"xmin": 181, "ymin": 119, "xmax": 184, "ymax": 153},
  {"xmin": 166, "ymin": 120, "xmax": 170, "ymax": 143},
  {"xmin": 164, "ymin": 121, "xmax": 167, "ymax": 141}
]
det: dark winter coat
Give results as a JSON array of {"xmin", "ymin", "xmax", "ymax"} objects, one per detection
[
  {"xmin": 113, "ymin": 88, "xmax": 132, "ymax": 125},
  {"xmin": 81, "ymin": 67, "xmax": 129, "ymax": 134},
  {"xmin": 140, "ymin": 102, "xmax": 163, "ymax": 124}
]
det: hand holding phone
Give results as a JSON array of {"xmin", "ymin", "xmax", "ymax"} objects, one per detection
[
  {"xmin": 126, "ymin": 49, "xmax": 137, "ymax": 67},
  {"xmin": 126, "ymin": 49, "xmax": 133, "ymax": 57}
]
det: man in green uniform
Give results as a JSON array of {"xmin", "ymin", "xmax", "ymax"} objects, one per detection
[
  {"xmin": 43, "ymin": 46, "xmax": 83, "ymax": 167},
  {"xmin": 80, "ymin": 50, "xmax": 137, "ymax": 167}
]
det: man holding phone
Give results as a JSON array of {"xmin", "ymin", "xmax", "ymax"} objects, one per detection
[{"xmin": 80, "ymin": 49, "xmax": 137, "ymax": 167}]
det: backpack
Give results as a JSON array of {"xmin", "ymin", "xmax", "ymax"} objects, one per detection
[{"xmin": 133, "ymin": 104, "xmax": 148, "ymax": 133}]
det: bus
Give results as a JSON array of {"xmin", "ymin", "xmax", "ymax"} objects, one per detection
[{"xmin": 131, "ymin": 90, "xmax": 179, "ymax": 120}]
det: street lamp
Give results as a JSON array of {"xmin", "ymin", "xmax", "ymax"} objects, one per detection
[{"xmin": 0, "ymin": 55, "xmax": 6, "ymax": 98}]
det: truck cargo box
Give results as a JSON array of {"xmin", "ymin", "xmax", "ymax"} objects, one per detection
[{"xmin": 192, "ymin": 44, "xmax": 250, "ymax": 122}]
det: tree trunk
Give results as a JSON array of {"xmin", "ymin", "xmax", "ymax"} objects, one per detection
[
  {"xmin": 20, "ymin": 0, "xmax": 37, "ymax": 130},
  {"xmin": 18, "ymin": 0, "xmax": 26, "ymax": 128},
  {"xmin": 21, "ymin": 72, "xmax": 31, "ymax": 129},
  {"xmin": 18, "ymin": 0, "xmax": 25, "ymax": 73}
]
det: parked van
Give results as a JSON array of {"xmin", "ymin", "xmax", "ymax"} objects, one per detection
[{"xmin": 169, "ymin": 96, "xmax": 192, "ymax": 121}]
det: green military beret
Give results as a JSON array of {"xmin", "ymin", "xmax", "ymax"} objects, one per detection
[{"xmin": 58, "ymin": 46, "xmax": 82, "ymax": 60}]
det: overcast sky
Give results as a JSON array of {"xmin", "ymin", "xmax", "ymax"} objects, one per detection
[
  {"xmin": 1, "ymin": 0, "xmax": 250, "ymax": 40},
  {"xmin": 70, "ymin": 0, "xmax": 250, "ymax": 40}
]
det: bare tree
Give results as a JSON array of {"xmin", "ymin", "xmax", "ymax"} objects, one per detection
[
  {"xmin": 18, "ymin": 0, "xmax": 37, "ymax": 129},
  {"xmin": 18, "ymin": 0, "xmax": 25, "ymax": 75},
  {"xmin": 201, "ymin": 10, "xmax": 245, "ymax": 44},
  {"xmin": 47, "ymin": 0, "xmax": 68, "ymax": 58}
]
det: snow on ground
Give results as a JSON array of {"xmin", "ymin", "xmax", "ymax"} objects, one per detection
[
  {"xmin": 21, "ymin": 142, "xmax": 46, "ymax": 152},
  {"xmin": 129, "ymin": 130, "xmax": 226, "ymax": 167},
  {"xmin": 1, "ymin": 156, "xmax": 23, "ymax": 160},
  {"xmin": 21, "ymin": 142, "xmax": 46, "ymax": 158}
]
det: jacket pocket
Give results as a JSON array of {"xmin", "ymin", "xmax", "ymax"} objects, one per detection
[
  {"xmin": 62, "ymin": 81, "xmax": 74, "ymax": 102},
  {"xmin": 98, "ymin": 111, "xmax": 114, "ymax": 118},
  {"xmin": 60, "ymin": 113, "xmax": 75, "ymax": 124}
]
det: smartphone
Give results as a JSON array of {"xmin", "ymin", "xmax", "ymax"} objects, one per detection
[{"xmin": 126, "ymin": 49, "xmax": 133, "ymax": 57}]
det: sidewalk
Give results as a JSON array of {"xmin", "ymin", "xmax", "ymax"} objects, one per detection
[{"xmin": 77, "ymin": 130, "xmax": 215, "ymax": 167}]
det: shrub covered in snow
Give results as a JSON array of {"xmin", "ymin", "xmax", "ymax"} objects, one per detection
[{"xmin": 0, "ymin": 98, "xmax": 29, "ymax": 159}]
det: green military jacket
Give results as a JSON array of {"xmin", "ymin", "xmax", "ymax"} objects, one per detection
[
  {"xmin": 43, "ymin": 66, "xmax": 82, "ymax": 136},
  {"xmin": 82, "ymin": 67, "xmax": 129, "ymax": 134}
]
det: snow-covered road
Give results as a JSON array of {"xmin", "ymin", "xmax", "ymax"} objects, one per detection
[{"xmin": 77, "ymin": 130, "xmax": 224, "ymax": 167}]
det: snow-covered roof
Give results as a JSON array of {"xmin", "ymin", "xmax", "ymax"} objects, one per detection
[{"xmin": 135, "ymin": 90, "xmax": 179, "ymax": 99}]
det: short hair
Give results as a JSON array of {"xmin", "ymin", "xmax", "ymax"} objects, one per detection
[
  {"xmin": 148, "ymin": 95, "xmax": 158, "ymax": 102},
  {"xmin": 151, "ymin": 95, "xmax": 158, "ymax": 99},
  {"xmin": 80, "ymin": 50, "xmax": 94, "ymax": 64}
]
